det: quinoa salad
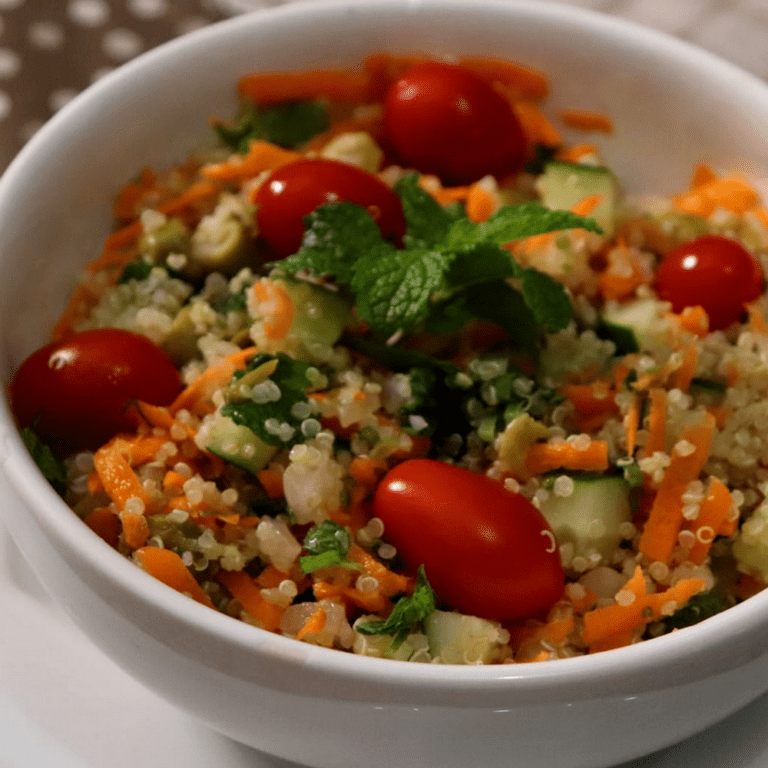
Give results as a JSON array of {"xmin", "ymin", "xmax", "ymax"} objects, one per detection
[{"xmin": 10, "ymin": 53, "xmax": 768, "ymax": 665}]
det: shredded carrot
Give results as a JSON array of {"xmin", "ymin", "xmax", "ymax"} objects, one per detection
[
  {"xmin": 675, "ymin": 305, "xmax": 710, "ymax": 338},
  {"xmin": 348, "ymin": 456, "xmax": 389, "ymax": 489},
  {"xmin": 638, "ymin": 413, "xmax": 716, "ymax": 563},
  {"xmin": 465, "ymin": 181, "xmax": 498, "ymax": 223},
  {"xmin": 598, "ymin": 241, "xmax": 647, "ymax": 301},
  {"xmin": 561, "ymin": 382, "xmax": 617, "ymax": 417},
  {"xmin": 295, "ymin": 605, "xmax": 327, "ymax": 641},
  {"xmin": 457, "ymin": 56, "xmax": 549, "ymax": 101},
  {"xmin": 134, "ymin": 546, "xmax": 215, "ymax": 608},
  {"xmin": 49, "ymin": 282, "xmax": 103, "ymax": 341},
  {"xmin": 673, "ymin": 174, "xmax": 759, "ymax": 217},
  {"xmin": 162, "ymin": 470, "xmax": 187, "ymax": 490},
  {"xmin": 218, "ymin": 570, "xmax": 285, "ymax": 631},
  {"xmin": 690, "ymin": 163, "xmax": 717, "ymax": 188},
  {"xmin": 624, "ymin": 391, "xmax": 641, "ymax": 457},
  {"xmin": 417, "ymin": 175, "xmax": 471, "ymax": 207},
  {"xmin": 512, "ymin": 100, "xmax": 562, "ymax": 149},
  {"xmin": 683, "ymin": 476, "xmax": 735, "ymax": 565},
  {"xmin": 671, "ymin": 343, "xmax": 698, "ymax": 392},
  {"xmin": 93, "ymin": 438, "xmax": 152, "ymax": 512},
  {"xmin": 251, "ymin": 279, "xmax": 295, "ymax": 341},
  {"xmin": 347, "ymin": 543, "xmax": 411, "ymax": 597},
  {"xmin": 558, "ymin": 108, "xmax": 613, "ymax": 133},
  {"xmin": 642, "ymin": 388, "xmax": 667, "ymax": 459},
  {"xmin": 237, "ymin": 69, "xmax": 373, "ymax": 105},
  {"xmin": 121, "ymin": 511, "xmax": 150, "ymax": 549},
  {"xmin": 256, "ymin": 565, "xmax": 291, "ymax": 589},
  {"xmin": 524, "ymin": 439, "xmax": 609, "ymax": 476},
  {"xmin": 202, "ymin": 140, "xmax": 302, "ymax": 183},
  {"xmin": 582, "ymin": 565, "xmax": 706, "ymax": 651},
  {"xmin": 746, "ymin": 301, "xmax": 768, "ymax": 335},
  {"xmin": 169, "ymin": 346, "xmax": 259, "ymax": 414},
  {"xmin": 554, "ymin": 143, "xmax": 598, "ymax": 163},
  {"xmin": 257, "ymin": 467, "xmax": 284, "ymax": 499},
  {"xmin": 84, "ymin": 507, "xmax": 121, "ymax": 548}
]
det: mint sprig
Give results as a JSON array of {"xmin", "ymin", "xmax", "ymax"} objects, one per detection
[
  {"xmin": 269, "ymin": 174, "xmax": 601, "ymax": 350},
  {"xmin": 299, "ymin": 520, "xmax": 361, "ymax": 573}
]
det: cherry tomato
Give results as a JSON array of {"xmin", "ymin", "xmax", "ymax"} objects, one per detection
[
  {"xmin": 383, "ymin": 62, "xmax": 527, "ymax": 185},
  {"xmin": 373, "ymin": 458, "xmax": 565, "ymax": 622},
  {"xmin": 654, "ymin": 235, "xmax": 764, "ymax": 330},
  {"xmin": 254, "ymin": 158, "xmax": 407, "ymax": 258},
  {"xmin": 10, "ymin": 328, "xmax": 181, "ymax": 454}
]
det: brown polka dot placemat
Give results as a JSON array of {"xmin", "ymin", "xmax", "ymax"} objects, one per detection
[{"xmin": 0, "ymin": 0, "xmax": 241, "ymax": 171}]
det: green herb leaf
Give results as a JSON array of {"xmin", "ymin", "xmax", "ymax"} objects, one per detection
[
  {"xmin": 445, "ymin": 201, "xmax": 602, "ymax": 251},
  {"xmin": 299, "ymin": 520, "xmax": 361, "ymax": 574},
  {"xmin": 352, "ymin": 247, "xmax": 451, "ymax": 337},
  {"xmin": 394, "ymin": 173, "xmax": 455, "ymax": 248},
  {"xmin": 519, "ymin": 267, "xmax": 573, "ymax": 331},
  {"xmin": 356, "ymin": 565, "xmax": 435, "ymax": 648},
  {"xmin": 659, "ymin": 590, "xmax": 729, "ymax": 632},
  {"xmin": 274, "ymin": 202, "xmax": 385, "ymax": 281},
  {"xmin": 20, "ymin": 428, "xmax": 66, "ymax": 497},
  {"xmin": 215, "ymin": 99, "xmax": 329, "ymax": 153},
  {"xmin": 221, "ymin": 352, "xmax": 320, "ymax": 447}
]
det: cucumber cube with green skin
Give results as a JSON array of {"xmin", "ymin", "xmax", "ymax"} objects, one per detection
[
  {"xmin": 600, "ymin": 296, "xmax": 672, "ymax": 355},
  {"xmin": 196, "ymin": 411, "xmax": 277, "ymax": 475},
  {"xmin": 539, "ymin": 161, "xmax": 618, "ymax": 236},
  {"xmin": 538, "ymin": 476, "xmax": 632, "ymax": 562},
  {"xmin": 425, "ymin": 610, "xmax": 509, "ymax": 665}
]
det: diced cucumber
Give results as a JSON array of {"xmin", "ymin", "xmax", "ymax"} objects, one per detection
[
  {"xmin": 425, "ymin": 610, "xmax": 510, "ymax": 665},
  {"xmin": 539, "ymin": 161, "xmax": 618, "ymax": 236},
  {"xmin": 538, "ymin": 476, "xmax": 632, "ymax": 562},
  {"xmin": 196, "ymin": 411, "xmax": 277, "ymax": 475},
  {"xmin": 600, "ymin": 296, "xmax": 671, "ymax": 355},
  {"xmin": 278, "ymin": 277, "xmax": 352, "ymax": 350}
]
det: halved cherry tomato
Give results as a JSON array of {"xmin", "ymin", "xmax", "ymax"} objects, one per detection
[
  {"xmin": 383, "ymin": 61, "xmax": 527, "ymax": 185},
  {"xmin": 654, "ymin": 234, "xmax": 764, "ymax": 330},
  {"xmin": 10, "ymin": 328, "xmax": 181, "ymax": 454},
  {"xmin": 373, "ymin": 458, "xmax": 565, "ymax": 622},
  {"xmin": 253, "ymin": 158, "xmax": 406, "ymax": 258}
]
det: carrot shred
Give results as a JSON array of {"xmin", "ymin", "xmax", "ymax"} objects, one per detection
[
  {"xmin": 237, "ymin": 69, "xmax": 373, "ymax": 105},
  {"xmin": 599, "ymin": 241, "xmax": 647, "ymax": 301},
  {"xmin": 624, "ymin": 391, "xmax": 641, "ymax": 457},
  {"xmin": 295, "ymin": 605, "xmax": 328, "ymax": 641},
  {"xmin": 670, "ymin": 343, "xmax": 698, "ymax": 392},
  {"xmin": 558, "ymin": 108, "xmax": 613, "ymax": 133},
  {"xmin": 169, "ymin": 346, "xmax": 259, "ymax": 414},
  {"xmin": 121, "ymin": 511, "xmax": 150, "ymax": 549},
  {"xmin": 347, "ymin": 543, "xmax": 411, "ymax": 597},
  {"xmin": 458, "ymin": 56, "xmax": 549, "ymax": 101},
  {"xmin": 251, "ymin": 279, "xmax": 295, "ymax": 341},
  {"xmin": 582, "ymin": 565, "xmax": 706, "ymax": 651},
  {"xmin": 134, "ymin": 546, "xmax": 215, "ymax": 608},
  {"xmin": 84, "ymin": 507, "xmax": 121, "ymax": 548},
  {"xmin": 512, "ymin": 100, "xmax": 562, "ymax": 149},
  {"xmin": 257, "ymin": 468, "xmax": 284, "ymax": 499},
  {"xmin": 673, "ymin": 175, "xmax": 759, "ymax": 217},
  {"xmin": 642, "ymin": 388, "xmax": 667, "ymax": 459},
  {"xmin": 93, "ymin": 438, "xmax": 152, "ymax": 512},
  {"xmin": 746, "ymin": 301, "xmax": 768, "ymax": 335},
  {"xmin": 690, "ymin": 163, "xmax": 717, "ymax": 188},
  {"xmin": 638, "ymin": 413, "xmax": 716, "ymax": 563},
  {"xmin": 218, "ymin": 570, "xmax": 285, "ymax": 631},
  {"xmin": 202, "ymin": 140, "xmax": 302, "ymax": 183},
  {"xmin": 524, "ymin": 439, "xmax": 609, "ymax": 476},
  {"xmin": 554, "ymin": 143, "xmax": 598, "ymax": 163},
  {"xmin": 348, "ymin": 456, "xmax": 389, "ymax": 489},
  {"xmin": 683, "ymin": 476, "xmax": 735, "ymax": 565},
  {"xmin": 675, "ymin": 305, "xmax": 710, "ymax": 338},
  {"xmin": 465, "ymin": 181, "xmax": 498, "ymax": 223}
]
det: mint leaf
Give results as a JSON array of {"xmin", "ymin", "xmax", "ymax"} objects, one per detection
[
  {"xmin": 519, "ymin": 267, "xmax": 573, "ymax": 331},
  {"xmin": 21, "ymin": 428, "xmax": 66, "ymax": 497},
  {"xmin": 352, "ymin": 247, "xmax": 451, "ymax": 336},
  {"xmin": 215, "ymin": 99, "xmax": 329, "ymax": 153},
  {"xmin": 445, "ymin": 202, "xmax": 602, "ymax": 250},
  {"xmin": 299, "ymin": 520, "xmax": 361, "ymax": 573},
  {"xmin": 444, "ymin": 242, "xmax": 517, "ymax": 289},
  {"xmin": 356, "ymin": 565, "xmax": 435, "ymax": 648},
  {"xmin": 274, "ymin": 202, "xmax": 384, "ymax": 283},
  {"xmin": 394, "ymin": 173, "xmax": 455, "ymax": 248},
  {"xmin": 220, "ymin": 352, "xmax": 321, "ymax": 447}
]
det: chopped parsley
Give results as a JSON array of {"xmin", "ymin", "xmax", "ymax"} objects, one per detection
[
  {"xmin": 356, "ymin": 565, "xmax": 436, "ymax": 649},
  {"xmin": 214, "ymin": 99, "xmax": 330, "ymax": 153},
  {"xmin": 657, "ymin": 590, "xmax": 729, "ymax": 633},
  {"xmin": 299, "ymin": 520, "xmax": 361, "ymax": 573},
  {"xmin": 220, "ymin": 352, "xmax": 325, "ymax": 448},
  {"xmin": 270, "ymin": 174, "xmax": 600, "ymax": 350},
  {"xmin": 20, "ymin": 428, "xmax": 66, "ymax": 497}
]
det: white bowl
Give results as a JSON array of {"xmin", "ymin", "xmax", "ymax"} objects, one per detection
[{"xmin": 3, "ymin": 2, "xmax": 768, "ymax": 767}]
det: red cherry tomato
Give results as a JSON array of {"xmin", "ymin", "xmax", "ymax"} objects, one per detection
[
  {"xmin": 253, "ymin": 158, "xmax": 406, "ymax": 257},
  {"xmin": 383, "ymin": 62, "xmax": 527, "ymax": 185},
  {"xmin": 654, "ymin": 235, "xmax": 764, "ymax": 330},
  {"xmin": 10, "ymin": 328, "xmax": 181, "ymax": 454},
  {"xmin": 373, "ymin": 458, "xmax": 565, "ymax": 622}
]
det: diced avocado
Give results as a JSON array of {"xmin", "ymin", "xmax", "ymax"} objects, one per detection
[
  {"xmin": 195, "ymin": 411, "xmax": 277, "ymax": 475},
  {"xmin": 539, "ymin": 161, "xmax": 618, "ymax": 236},
  {"xmin": 600, "ymin": 296, "xmax": 671, "ymax": 355},
  {"xmin": 425, "ymin": 610, "xmax": 510, "ymax": 665},
  {"xmin": 538, "ymin": 476, "xmax": 632, "ymax": 562}
]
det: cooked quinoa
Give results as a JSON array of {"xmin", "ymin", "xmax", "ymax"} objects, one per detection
[{"xmin": 13, "ymin": 54, "xmax": 768, "ymax": 665}]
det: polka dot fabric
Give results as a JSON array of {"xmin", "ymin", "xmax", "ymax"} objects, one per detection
[{"xmin": 0, "ymin": 0, "xmax": 230, "ymax": 170}]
